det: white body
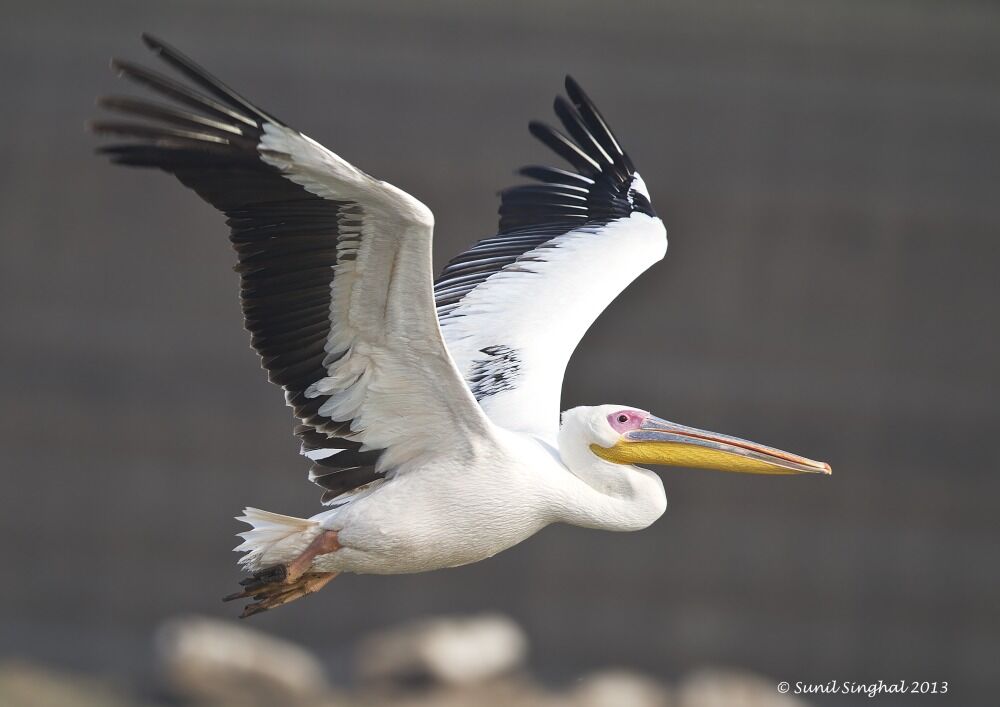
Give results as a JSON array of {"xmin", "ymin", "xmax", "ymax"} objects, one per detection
[{"xmin": 242, "ymin": 409, "xmax": 667, "ymax": 575}]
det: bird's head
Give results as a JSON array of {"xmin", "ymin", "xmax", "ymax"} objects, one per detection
[{"xmin": 561, "ymin": 404, "xmax": 831, "ymax": 477}]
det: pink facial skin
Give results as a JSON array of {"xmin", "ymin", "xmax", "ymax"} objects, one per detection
[{"xmin": 608, "ymin": 409, "xmax": 648, "ymax": 434}]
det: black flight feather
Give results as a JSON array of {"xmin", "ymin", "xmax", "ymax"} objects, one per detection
[
  {"xmin": 434, "ymin": 75, "xmax": 655, "ymax": 327},
  {"xmin": 93, "ymin": 35, "xmax": 383, "ymax": 503}
]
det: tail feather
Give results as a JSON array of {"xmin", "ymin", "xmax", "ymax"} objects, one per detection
[{"xmin": 234, "ymin": 508, "xmax": 322, "ymax": 572}]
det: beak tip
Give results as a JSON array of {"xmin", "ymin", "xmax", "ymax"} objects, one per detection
[{"xmin": 820, "ymin": 462, "xmax": 832, "ymax": 475}]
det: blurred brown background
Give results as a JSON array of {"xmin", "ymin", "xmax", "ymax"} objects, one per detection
[{"xmin": 2, "ymin": 1, "xmax": 998, "ymax": 705}]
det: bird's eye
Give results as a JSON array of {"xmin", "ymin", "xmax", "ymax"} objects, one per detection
[{"xmin": 617, "ymin": 414, "xmax": 629, "ymax": 423}]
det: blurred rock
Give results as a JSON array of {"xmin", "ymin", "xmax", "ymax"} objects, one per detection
[
  {"xmin": 677, "ymin": 669, "xmax": 810, "ymax": 707},
  {"xmin": 568, "ymin": 669, "xmax": 671, "ymax": 707},
  {"xmin": 0, "ymin": 660, "xmax": 137, "ymax": 707},
  {"xmin": 156, "ymin": 615, "xmax": 330, "ymax": 705},
  {"xmin": 357, "ymin": 613, "xmax": 528, "ymax": 687},
  {"xmin": 363, "ymin": 678, "xmax": 563, "ymax": 707}
]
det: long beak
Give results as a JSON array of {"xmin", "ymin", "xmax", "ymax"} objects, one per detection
[{"xmin": 591, "ymin": 415, "xmax": 831, "ymax": 475}]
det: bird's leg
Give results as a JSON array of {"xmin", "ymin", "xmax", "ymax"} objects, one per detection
[
  {"xmin": 223, "ymin": 530, "xmax": 341, "ymax": 616},
  {"xmin": 284, "ymin": 529, "xmax": 341, "ymax": 583}
]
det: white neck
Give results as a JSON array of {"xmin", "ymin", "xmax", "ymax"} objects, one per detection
[{"xmin": 550, "ymin": 428, "xmax": 667, "ymax": 532}]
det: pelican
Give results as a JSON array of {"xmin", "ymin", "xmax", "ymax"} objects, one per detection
[{"xmin": 93, "ymin": 36, "xmax": 830, "ymax": 617}]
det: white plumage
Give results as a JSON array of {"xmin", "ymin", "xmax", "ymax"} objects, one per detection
[
  {"xmin": 95, "ymin": 35, "xmax": 830, "ymax": 616},
  {"xmin": 440, "ymin": 211, "xmax": 666, "ymax": 441}
]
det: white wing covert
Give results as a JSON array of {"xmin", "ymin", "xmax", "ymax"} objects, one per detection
[
  {"xmin": 94, "ymin": 35, "xmax": 492, "ymax": 504},
  {"xmin": 434, "ymin": 78, "xmax": 667, "ymax": 443}
]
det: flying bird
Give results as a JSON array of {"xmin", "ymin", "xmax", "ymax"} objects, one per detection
[{"xmin": 93, "ymin": 35, "xmax": 830, "ymax": 618}]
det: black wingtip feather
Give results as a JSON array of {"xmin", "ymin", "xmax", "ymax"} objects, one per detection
[
  {"xmin": 140, "ymin": 32, "xmax": 163, "ymax": 51},
  {"xmin": 97, "ymin": 95, "xmax": 250, "ymax": 139},
  {"xmin": 518, "ymin": 164, "xmax": 595, "ymax": 186},
  {"xmin": 528, "ymin": 120, "xmax": 601, "ymax": 176},
  {"xmin": 564, "ymin": 74, "xmax": 583, "ymax": 101},
  {"xmin": 446, "ymin": 76, "xmax": 655, "ymax": 273},
  {"xmin": 563, "ymin": 77, "xmax": 636, "ymax": 174},
  {"xmin": 139, "ymin": 33, "xmax": 285, "ymax": 127},
  {"xmin": 553, "ymin": 95, "xmax": 623, "ymax": 181},
  {"xmin": 109, "ymin": 57, "xmax": 259, "ymax": 128}
]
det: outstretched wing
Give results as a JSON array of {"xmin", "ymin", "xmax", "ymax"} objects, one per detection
[
  {"xmin": 94, "ymin": 35, "xmax": 492, "ymax": 504},
  {"xmin": 434, "ymin": 77, "xmax": 667, "ymax": 443}
]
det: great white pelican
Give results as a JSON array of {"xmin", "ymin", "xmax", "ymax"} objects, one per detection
[{"xmin": 93, "ymin": 35, "xmax": 830, "ymax": 617}]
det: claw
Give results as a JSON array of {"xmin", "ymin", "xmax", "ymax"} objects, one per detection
[
  {"xmin": 224, "ymin": 564, "xmax": 292, "ymax": 601},
  {"xmin": 240, "ymin": 602, "xmax": 272, "ymax": 618},
  {"xmin": 240, "ymin": 564, "xmax": 287, "ymax": 586},
  {"xmin": 236, "ymin": 572, "xmax": 338, "ymax": 618}
]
